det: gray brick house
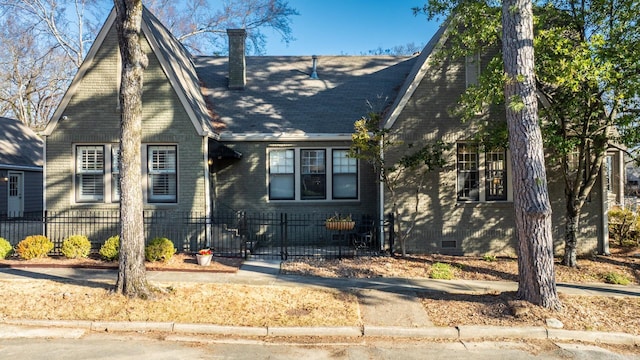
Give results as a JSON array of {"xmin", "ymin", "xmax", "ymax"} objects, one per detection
[{"xmin": 41, "ymin": 7, "xmax": 622, "ymax": 256}]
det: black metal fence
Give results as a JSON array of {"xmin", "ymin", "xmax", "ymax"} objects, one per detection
[
  {"xmin": 211, "ymin": 211, "xmax": 382, "ymax": 260},
  {"xmin": 0, "ymin": 211, "xmax": 209, "ymax": 255},
  {"xmin": 0, "ymin": 210, "xmax": 384, "ymax": 259}
]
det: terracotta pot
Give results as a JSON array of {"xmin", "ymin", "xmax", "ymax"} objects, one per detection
[
  {"xmin": 196, "ymin": 254, "xmax": 212, "ymax": 266},
  {"xmin": 325, "ymin": 221, "xmax": 355, "ymax": 231}
]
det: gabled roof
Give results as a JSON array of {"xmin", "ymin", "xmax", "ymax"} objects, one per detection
[
  {"xmin": 43, "ymin": 6, "xmax": 216, "ymax": 138},
  {"xmin": 195, "ymin": 55, "xmax": 418, "ymax": 137},
  {"xmin": 382, "ymin": 23, "xmax": 449, "ymax": 129},
  {"xmin": 0, "ymin": 117, "xmax": 43, "ymax": 170}
]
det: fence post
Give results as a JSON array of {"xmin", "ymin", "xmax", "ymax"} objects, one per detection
[
  {"xmin": 280, "ymin": 213, "xmax": 287, "ymax": 260},
  {"xmin": 43, "ymin": 210, "xmax": 48, "ymax": 239},
  {"xmin": 387, "ymin": 213, "xmax": 394, "ymax": 255},
  {"xmin": 239, "ymin": 211, "xmax": 247, "ymax": 258}
]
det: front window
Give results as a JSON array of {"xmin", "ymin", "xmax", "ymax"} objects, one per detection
[
  {"xmin": 111, "ymin": 147, "xmax": 120, "ymax": 202},
  {"xmin": 457, "ymin": 143, "xmax": 479, "ymax": 201},
  {"xmin": 485, "ymin": 148, "xmax": 507, "ymax": 201},
  {"xmin": 269, "ymin": 149, "xmax": 295, "ymax": 200},
  {"xmin": 301, "ymin": 149, "xmax": 326, "ymax": 200},
  {"xmin": 76, "ymin": 146, "xmax": 104, "ymax": 202},
  {"xmin": 332, "ymin": 150, "xmax": 357, "ymax": 199},
  {"xmin": 148, "ymin": 146, "xmax": 177, "ymax": 203},
  {"xmin": 457, "ymin": 143, "xmax": 510, "ymax": 202},
  {"xmin": 267, "ymin": 148, "xmax": 358, "ymax": 201},
  {"xmin": 605, "ymin": 155, "xmax": 614, "ymax": 192}
]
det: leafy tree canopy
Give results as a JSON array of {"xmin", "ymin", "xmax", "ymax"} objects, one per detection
[
  {"xmin": 415, "ymin": 0, "xmax": 640, "ymax": 155},
  {"xmin": 416, "ymin": 0, "xmax": 639, "ymax": 266}
]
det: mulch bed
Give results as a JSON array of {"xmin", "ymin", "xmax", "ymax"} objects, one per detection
[{"xmin": 0, "ymin": 253, "xmax": 243, "ymax": 273}]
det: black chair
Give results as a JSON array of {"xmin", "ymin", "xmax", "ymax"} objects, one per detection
[{"xmin": 351, "ymin": 216, "xmax": 374, "ymax": 249}]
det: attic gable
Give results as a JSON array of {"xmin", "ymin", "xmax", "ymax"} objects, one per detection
[
  {"xmin": 43, "ymin": 6, "xmax": 215, "ymax": 138},
  {"xmin": 382, "ymin": 23, "xmax": 449, "ymax": 130}
]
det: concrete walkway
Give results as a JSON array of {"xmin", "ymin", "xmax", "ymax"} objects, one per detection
[{"xmin": 1, "ymin": 259, "xmax": 639, "ymax": 344}]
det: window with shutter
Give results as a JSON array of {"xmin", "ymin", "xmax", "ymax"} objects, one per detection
[
  {"xmin": 111, "ymin": 147, "xmax": 120, "ymax": 202},
  {"xmin": 76, "ymin": 146, "xmax": 105, "ymax": 202},
  {"xmin": 148, "ymin": 145, "xmax": 177, "ymax": 202}
]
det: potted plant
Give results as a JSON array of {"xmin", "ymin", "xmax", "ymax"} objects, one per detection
[
  {"xmin": 325, "ymin": 213, "xmax": 355, "ymax": 231},
  {"xmin": 196, "ymin": 248, "xmax": 213, "ymax": 266}
]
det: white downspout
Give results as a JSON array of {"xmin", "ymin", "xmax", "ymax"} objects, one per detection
[
  {"xmin": 41, "ymin": 136, "xmax": 47, "ymax": 237},
  {"xmin": 42, "ymin": 136, "xmax": 47, "ymax": 213}
]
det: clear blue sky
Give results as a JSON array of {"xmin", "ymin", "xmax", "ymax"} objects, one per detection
[{"xmin": 263, "ymin": 1, "xmax": 442, "ymax": 55}]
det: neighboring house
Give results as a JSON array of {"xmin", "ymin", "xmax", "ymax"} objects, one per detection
[
  {"xmin": 380, "ymin": 26, "xmax": 624, "ymax": 256},
  {"xmin": 41, "ymin": 7, "xmax": 622, "ymax": 256},
  {"xmin": 0, "ymin": 117, "xmax": 43, "ymax": 217}
]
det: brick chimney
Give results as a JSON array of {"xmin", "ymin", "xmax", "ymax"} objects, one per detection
[{"xmin": 227, "ymin": 29, "xmax": 246, "ymax": 90}]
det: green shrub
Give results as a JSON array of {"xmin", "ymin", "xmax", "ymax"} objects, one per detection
[
  {"xmin": 15, "ymin": 235, "xmax": 54, "ymax": 260},
  {"xmin": 603, "ymin": 272, "xmax": 631, "ymax": 285},
  {"xmin": 429, "ymin": 262, "xmax": 454, "ymax": 280},
  {"xmin": 99, "ymin": 235, "xmax": 120, "ymax": 261},
  {"xmin": 61, "ymin": 235, "xmax": 92, "ymax": 259},
  {"xmin": 482, "ymin": 254, "xmax": 497, "ymax": 262},
  {"xmin": 607, "ymin": 207, "xmax": 637, "ymax": 246},
  {"xmin": 0, "ymin": 237, "xmax": 13, "ymax": 259},
  {"xmin": 144, "ymin": 237, "xmax": 176, "ymax": 262}
]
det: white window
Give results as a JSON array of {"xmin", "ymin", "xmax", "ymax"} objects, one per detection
[
  {"xmin": 457, "ymin": 143, "xmax": 510, "ymax": 202},
  {"xmin": 111, "ymin": 147, "xmax": 120, "ymax": 202},
  {"xmin": 148, "ymin": 146, "xmax": 177, "ymax": 203},
  {"xmin": 485, "ymin": 149, "xmax": 507, "ymax": 201},
  {"xmin": 332, "ymin": 150, "xmax": 357, "ymax": 199},
  {"xmin": 457, "ymin": 143, "xmax": 479, "ymax": 201},
  {"xmin": 268, "ymin": 148, "xmax": 358, "ymax": 201},
  {"xmin": 301, "ymin": 149, "xmax": 326, "ymax": 200},
  {"xmin": 73, "ymin": 144, "xmax": 177, "ymax": 204},
  {"xmin": 76, "ymin": 146, "xmax": 104, "ymax": 202},
  {"xmin": 465, "ymin": 52, "xmax": 480, "ymax": 88},
  {"xmin": 269, "ymin": 149, "xmax": 295, "ymax": 200},
  {"xmin": 605, "ymin": 154, "xmax": 614, "ymax": 192}
]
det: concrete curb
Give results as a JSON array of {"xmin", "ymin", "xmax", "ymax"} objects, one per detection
[
  {"xmin": 90, "ymin": 321, "xmax": 174, "ymax": 332},
  {"xmin": 173, "ymin": 323, "xmax": 268, "ymax": 336},
  {"xmin": 364, "ymin": 326, "xmax": 458, "ymax": 339},
  {"xmin": 457, "ymin": 325, "xmax": 548, "ymax": 340},
  {"xmin": 548, "ymin": 329, "xmax": 640, "ymax": 345},
  {"xmin": 0, "ymin": 324, "xmax": 85, "ymax": 339},
  {"xmin": 3, "ymin": 319, "xmax": 639, "ymax": 345},
  {"xmin": 267, "ymin": 326, "xmax": 362, "ymax": 337}
]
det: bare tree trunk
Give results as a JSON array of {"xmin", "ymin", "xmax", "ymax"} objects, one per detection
[
  {"xmin": 502, "ymin": 0, "xmax": 560, "ymax": 309},
  {"xmin": 114, "ymin": 0, "xmax": 151, "ymax": 298}
]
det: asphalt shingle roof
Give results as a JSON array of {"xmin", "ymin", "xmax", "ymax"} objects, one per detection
[
  {"xmin": 142, "ymin": 8, "xmax": 217, "ymax": 136},
  {"xmin": 194, "ymin": 55, "xmax": 418, "ymax": 135},
  {"xmin": 0, "ymin": 117, "xmax": 43, "ymax": 169}
]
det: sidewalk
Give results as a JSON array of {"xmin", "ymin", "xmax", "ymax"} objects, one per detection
[{"xmin": 1, "ymin": 259, "xmax": 639, "ymax": 344}]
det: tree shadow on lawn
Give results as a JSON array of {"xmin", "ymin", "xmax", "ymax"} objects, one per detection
[{"xmin": 0, "ymin": 267, "xmax": 113, "ymax": 290}]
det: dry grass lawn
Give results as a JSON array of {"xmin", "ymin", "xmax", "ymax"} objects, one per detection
[
  {"xmin": 0, "ymin": 249, "xmax": 639, "ymax": 334},
  {"xmin": 0, "ymin": 281, "xmax": 360, "ymax": 327}
]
